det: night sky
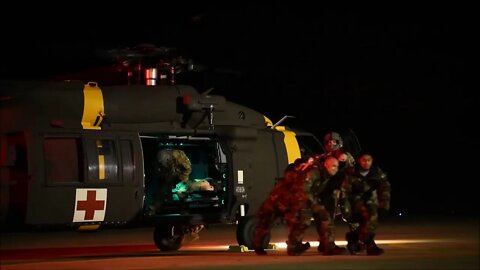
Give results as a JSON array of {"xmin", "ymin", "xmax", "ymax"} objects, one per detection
[{"xmin": 1, "ymin": 4, "xmax": 475, "ymax": 217}]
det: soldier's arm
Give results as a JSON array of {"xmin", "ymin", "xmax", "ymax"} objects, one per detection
[
  {"xmin": 306, "ymin": 169, "xmax": 321, "ymax": 203},
  {"xmin": 376, "ymin": 168, "xmax": 391, "ymax": 210}
]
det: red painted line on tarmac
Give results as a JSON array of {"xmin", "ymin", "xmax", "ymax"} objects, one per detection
[{"xmin": 0, "ymin": 244, "xmax": 158, "ymax": 261}]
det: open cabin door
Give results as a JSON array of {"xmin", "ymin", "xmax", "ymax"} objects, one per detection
[{"xmin": 140, "ymin": 135, "xmax": 230, "ymax": 218}]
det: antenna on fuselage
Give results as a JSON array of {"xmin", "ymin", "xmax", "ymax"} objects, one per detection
[
  {"xmin": 271, "ymin": 115, "xmax": 295, "ymax": 129},
  {"xmin": 201, "ymin": 88, "xmax": 214, "ymax": 96}
]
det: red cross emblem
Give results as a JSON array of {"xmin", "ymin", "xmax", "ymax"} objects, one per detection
[{"xmin": 73, "ymin": 189, "xmax": 107, "ymax": 222}]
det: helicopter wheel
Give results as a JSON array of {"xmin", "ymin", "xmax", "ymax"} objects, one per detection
[
  {"xmin": 236, "ymin": 215, "xmax": 270, "ymax": 250},
  {"xmin": 153, "ymin": 224, "xmax": 185, "ymax": 251}
]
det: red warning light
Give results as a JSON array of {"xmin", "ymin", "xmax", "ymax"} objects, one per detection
[{"xmin": 182, "ymin": 95, "xmax": 191, "ymax": 106}]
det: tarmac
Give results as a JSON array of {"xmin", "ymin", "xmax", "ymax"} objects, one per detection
[{"xmin": 1, "ymin": 215, "xmax": 478, "ymax": 270}]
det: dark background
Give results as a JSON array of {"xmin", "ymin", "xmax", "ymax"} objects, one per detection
[{"xmin": 1, "ymin": 4, "xmax": 475, "ymax": 217}]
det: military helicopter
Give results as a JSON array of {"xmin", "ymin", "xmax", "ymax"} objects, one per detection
[{"xmin": 0, "ymin": 45, "xmax": 355, "ymax": 251}]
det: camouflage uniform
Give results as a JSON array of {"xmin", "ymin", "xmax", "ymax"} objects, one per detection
[
  {"xmin": 315, "ymin": 149, "xmax": 355, "ymax": 220},
  {"xmin": 149, "ymin": 149, "xmax": 192, "ymax": 212},
  {"xmin": 308, "ymin": 131, "xmax": 355, "ymax": 255},
  {"xmin": 319, "ymin": 131, "xmax": 356, "ymax": 221},
  {"xmin": 253, "ymin": 161, "xmax": 312, "ymax": 255},
  {"xmin": 307, "ymin": 156, "xmax": 348, "ymax": 255},
  {"xmin": 157, "ymin": 149, "xmax": 192, "ymax": 183},
  {"xmin": 345, "ymin": 155, "xmax": 391, "ymax": 255}
]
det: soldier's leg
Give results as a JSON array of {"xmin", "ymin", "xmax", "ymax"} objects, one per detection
[
  {"xmin": 352, "ymin": 200, "xmax": 383, "ymax": 255},
  {"xmin": 354, "ymin": 201, "xmax": 370, "ymax": 246},
  {"xmin": 313, "ymin": 204, "xmax": 346, "ymax": 255},
  {"xmin": 285, "ymin": 210, "xmax": 311, "ymax": 256},
  {"xmin": 365, "ymin": 203, "xmax": 383, "ymax": 255},
  {"xmin": 345, "ymin": 200, "xmax": 364, "ymax": 254},
  {"xmin": 253, "ymin": 204, "xmax": 275, "ymax": 255},
  {"xmin": 346, "ymin": 228, "xmax": 361, "ymax": 254}
]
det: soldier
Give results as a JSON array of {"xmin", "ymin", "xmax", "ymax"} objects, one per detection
[
  {"xmin": 345, "ymin": 152, "xmax": 391, "ymax": 255},
  {"xmin": 157, "ymin": 148, "xmax": 192, "ymax": 185},
  {"xmin": 322, "ymin": 131, "xmax": 355, "ymax": 170},
  {"xmin": 318, "ymin": 131, "xmax": 355, "ymax": 221},
  {"xmin": 310, "ymin": 131, "xmax": 355, "ymax": 254},
  {"xmin": 308, "ymin": 155, "xmax": 348, "ymax": 255},
  {"xmin": 148, "ymin": 149, "xmax": 192, "ymax": 213},
  {"xmin": 253, "ymin": 159, "xmax": 312, "ymax": 256}
]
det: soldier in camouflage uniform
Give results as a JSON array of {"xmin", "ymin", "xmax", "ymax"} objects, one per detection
[
  {"xmin": 322, "ymin": 131, "xmax": 355, "ymax": 171},
  {"xmin": 345, "ymin": 152, "xmax": 391, "ymax": 255},
  {"xmin": 308, "ymin": 155, "xmax": 348, "ymax": 255},
  {"xmin": 158, "ymin": 149, "xmax": 192, "ymax": 184},
  {"xmin": 308, "ymin": 131, "xmax": 355, "ymax": 255},
  {"xmin": 318, "ymin": 131, "xmax": 356, "ymax": 222},
  {"xmin": 253, "ymin": 159, "xmax": 312, "ymax": 256},
  {"xmin": 148, "ymin": 149, "xmax": 192, "ymax": 213}
]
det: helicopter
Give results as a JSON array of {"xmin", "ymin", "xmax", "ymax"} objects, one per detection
[{"xmin": 0, "ymin": 45, "xmax": 358, "ymax": 251}]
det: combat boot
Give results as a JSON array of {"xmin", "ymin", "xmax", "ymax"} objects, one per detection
[
  {"xmin": 318, "ymin": 241, "xmax": 347, "ymax": 255},
  {"xmin": 346, "ymin": 231, "xmax": 360, "ymax": 255},
  {"xmin": 252, "ymin": 242, "xmax": 267, "ymax": 255},
  {"xmin": 317, "ymin": 220, "xmax": 346, "ymax": 255},
  {"xmin": 322, "ymin": 244, "xmax": 347, "ymax": 256},
  {"xmin": 254, "ymin": 247, "xmax": 267, "ymax": 255},
  {"xmin": 287, "ymin": 241, "xmax": 311, "ymax": 256},
  {"xmin": 366, "ymin": 243, "xmax": 384, "ymax": 255},
  {"xmin": 365, "ymin": 232, "xmax": 384, "ymax": 256},
  {"xmin": 252, "ymin": 232, "xmax": 269, "ymax": 255}
]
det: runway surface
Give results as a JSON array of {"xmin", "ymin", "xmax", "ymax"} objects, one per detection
[{"xmin": 1, "ymin": 215, "xmax": 478, "ymax": 270}]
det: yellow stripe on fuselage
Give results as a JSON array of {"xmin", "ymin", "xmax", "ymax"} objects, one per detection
[
  {"xmin": 264, "ymin": 116, "xmax": 273, "ymax": 127},
  {"xmin": 77, "ymin": 224, "xmax": 101, "ymax": 231},
  {"xmin": 96, "ymin": 140, "xmax": 105, "ymax": 181},
  {"xmin": 81, "ymin": 82, "xmax": 104, "ymax": 130},
  {"xmin": 98, "ymin": 155, "xmax": 105, "ymax": 180},
  {"xmin": 275, "ymin": 126, "xmax": 301, "ymax": 164}
]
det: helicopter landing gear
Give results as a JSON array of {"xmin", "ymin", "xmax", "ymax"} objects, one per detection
[{"xmin": 153, "ymin": 223, "xmax": 185, "ymax": 251}]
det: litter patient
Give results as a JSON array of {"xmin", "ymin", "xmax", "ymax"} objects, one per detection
[
  {"xmin": 157, "ymin": 148, "xmax": 217, "ymax": 199},
  {"xmin": 172, "ymin": 178, "xmax": 216, "ymax": 200}
]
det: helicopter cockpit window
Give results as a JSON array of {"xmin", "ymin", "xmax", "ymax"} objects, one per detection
[{"xmin": 296, "ymin": 134, "xmax": 324, "ymax": 159}]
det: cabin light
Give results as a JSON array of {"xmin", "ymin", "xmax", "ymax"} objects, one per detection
[
  {"xmin": 145, "ymin": 68, "xmax": 158, "ymax": 86},
  {"xmin": 182, "ymin": 95, "xmax": 191, "ymax": 105}
]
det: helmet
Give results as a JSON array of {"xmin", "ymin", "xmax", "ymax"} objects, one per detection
[{"xmin": 323, "ymin": 132, "xmax": 343, "ymax": 151}]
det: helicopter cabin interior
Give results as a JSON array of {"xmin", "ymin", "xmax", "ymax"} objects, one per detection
[{"xmin": 140, "ymin": 134, "xmax": 229, "ymax": 217}]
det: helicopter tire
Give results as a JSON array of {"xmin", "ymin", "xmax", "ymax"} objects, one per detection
[
  {"xmin": 153, "ymin": 223, "xmax": 185, "ymax": 251},
  {"xmin": 236, "ymin": 215, "xmax": 270, "ymax": 250}
]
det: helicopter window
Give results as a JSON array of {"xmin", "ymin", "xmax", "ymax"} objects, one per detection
[
  {"xmin": 216, "ymin": 142, "xmax": 227, "ymax": 164},
  {"xmin": 296, "ymin": 134, "xmax": 324, "ymax": 159},
  {"xmin": 85, "ymin": 139, "xmax": 119, "ymax": 183},
  {"xmin": 44, "ymin": 137, "xmax": 83, "ymax": 183}
]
